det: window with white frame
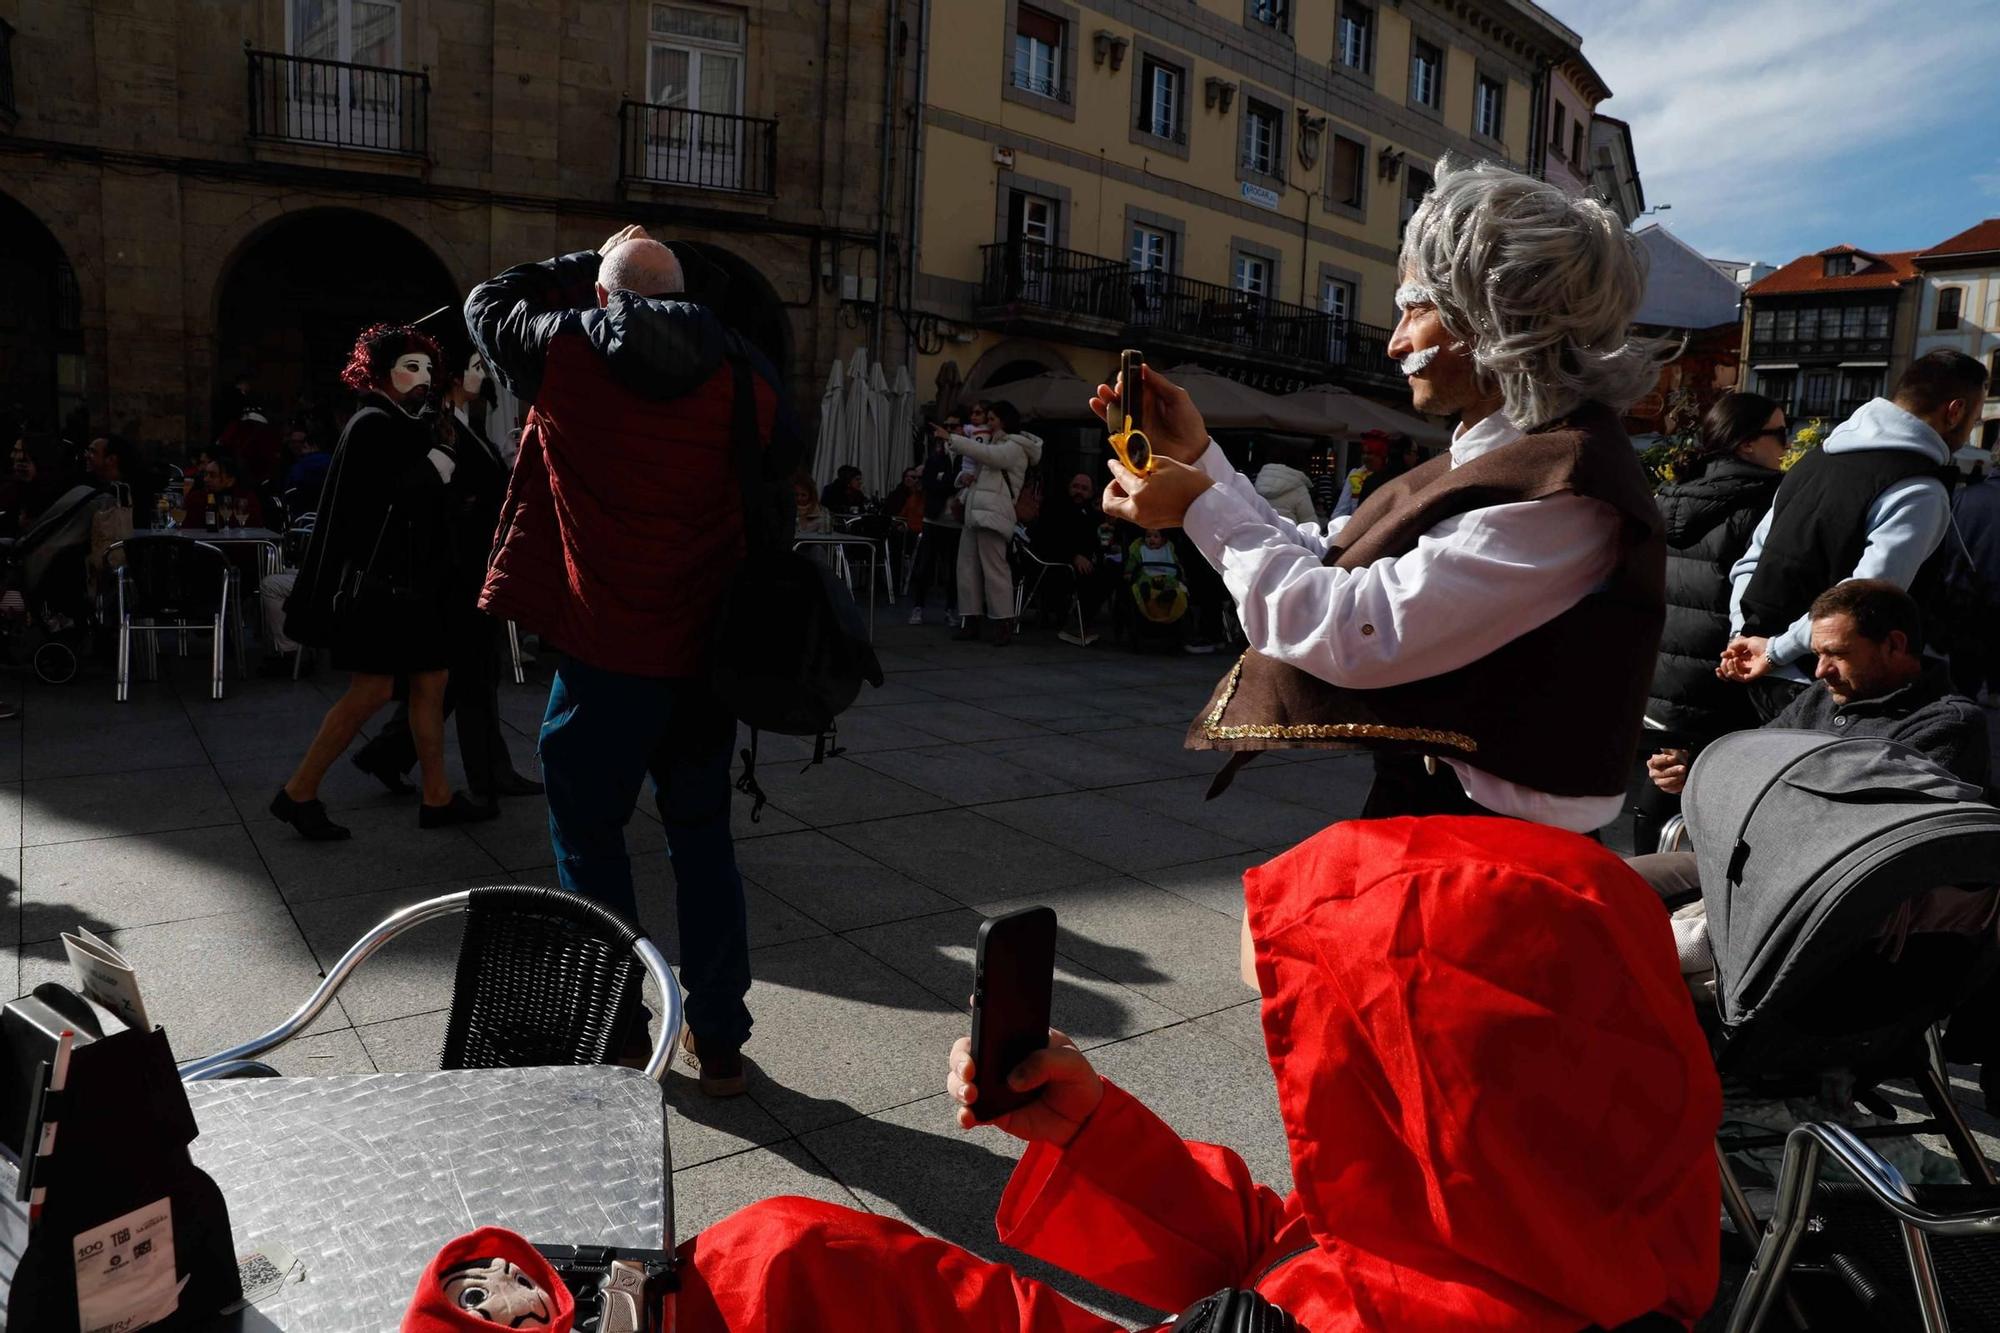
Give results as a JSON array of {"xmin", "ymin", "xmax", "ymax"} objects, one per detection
[
  {"xmin": 1409, "ymin": 38, "xmax": 1441, "ymax": 109},
  {"xmin": 1321, "ymin": 275, "xmax": 1355, "ymax": 363},
  {"xmin": 1249, "ymin": 0, "xmax": 1289, "ymax": 32},
  {"xmin": 1242, "ymin": 100, "xmax": 1280, "ymax": 176},
  {"xmin": 645, "ymin": 3, "xmax": 748, "ymax": 187},
  {"xmin": 286, "ymin": 0, "xmax": 403, "ymax": 144},
  {"xmin": 1130, "ymin": 225, "xmax": 1172, "ymax": 273},
  {"xmin": 1012, "ymin": 5, "xmax": 1065, "ymax": 101},
  {"xmin": 1234, "ymin": 252, "xmax": 1272, "ymax": 298},
  {"xmin": 1140, "ymin": 57, "xmax": 1182, "ymax": 141},
  {"xmin": 1475, "ymin": 74, "xmax": 1504, "ymax": 139},
  {"xmin": 1336, "ymin": 3, "xmax": 1373, "ymax": 72}
]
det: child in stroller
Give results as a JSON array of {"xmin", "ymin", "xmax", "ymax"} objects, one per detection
[
  {"xmin": 1124, "ymin": 527, "xmax": 1188, "ymax": 650},
  {"xmin": 0, "ymin": 483, "xmax": 108, "ymax": 684}
]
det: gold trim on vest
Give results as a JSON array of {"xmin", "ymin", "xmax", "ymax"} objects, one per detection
[{"xmin": 1199, "ymin": 657, "xmax": 1481, "ymax": 752}]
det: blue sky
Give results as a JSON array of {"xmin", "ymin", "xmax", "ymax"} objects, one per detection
[{"xmin": 1550, "ymin": 0, "xmax": 2000, "ymax": 265}]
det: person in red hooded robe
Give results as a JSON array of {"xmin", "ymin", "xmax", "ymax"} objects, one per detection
[{"xmin": 669, "ymin": 816, "xmax": 1723, "ymax": 1332}]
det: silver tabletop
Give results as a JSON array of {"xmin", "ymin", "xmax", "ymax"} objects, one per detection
[{"xmin": 182, "ymin": 1066, "xmax": 667, "ymax": 1331}]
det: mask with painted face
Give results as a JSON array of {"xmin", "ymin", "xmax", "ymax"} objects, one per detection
[{"xmin": 461, "ymin": 358, "xmax": 486, "ymax": 398}]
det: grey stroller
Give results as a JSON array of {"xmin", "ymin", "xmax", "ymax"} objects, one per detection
[
  {"xmin": 0, "ymin": 483, "xmax": 110, "ymax": 683},
  {"xmin": 1679, "ymin": 730, "xmax": 2000, "ymax": 1330}
]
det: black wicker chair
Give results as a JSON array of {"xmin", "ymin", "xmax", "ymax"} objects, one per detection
[
  {"xmin": 1726, "ymin": 1122, "xmax": 2000, "ymax": 1332},
  {"xmin": 177, "ymin": 887, "xmax": 680, "ymax": 1084}
]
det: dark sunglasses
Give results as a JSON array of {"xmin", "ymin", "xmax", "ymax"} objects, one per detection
[{"xmin": 1755, "ymin": 427, "xmax": 1789, "ymax": 441}]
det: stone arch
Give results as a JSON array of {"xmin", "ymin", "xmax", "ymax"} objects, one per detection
[
  {"xmin": 673, "ymin": 240, "xmax": 793, "ymax": 377},
  {"xmin": 208, "ymin": 207, "xmax": 461, "ymax": 440},
  {"xmin": 963, "ymin": 338, "xmax": 1074, "ymax": 401},
  {"xmin": 0, "ymin": 187, "xmax": 89, "ymax": 439}
]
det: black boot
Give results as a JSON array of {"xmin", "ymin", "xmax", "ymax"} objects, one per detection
[
  {"xmin": 990, "ymin": 617, "xmax": 1016, "ymax": 646},
  {"xmin": 951, "ymin": 615, "xmax": 984, "ymax": 642},
  {"xmin": 352, "ymin": 748, "xmax": 414, "ymax": 795},
  {"xmin": 418, "ymin": 791, "xmax": 500, "ymax": 828},
  {"xmin": 270, "ymin": 789, "xmax": 351, "ymax": 841},
  {"xmin": 483, "ymin": 769, "xmax": 546, "ymax": 798}
]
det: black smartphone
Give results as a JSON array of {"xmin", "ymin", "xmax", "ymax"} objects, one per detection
[
  {"xmin": 1119, "ymin": 348, "xmax": 1145, "ymax": 436},
  {"xmin": 968, "ymin": 906, "xmax": 1058, "ymax": 1122}
]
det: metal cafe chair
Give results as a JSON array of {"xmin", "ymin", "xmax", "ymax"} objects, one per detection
[
  {"xmin": 180, "ymin": 886, "xmax": 682, "ymax": 1085},
  {"xmin": 109, "ymin": 535, "xmax": 241, "ymax": 701}
]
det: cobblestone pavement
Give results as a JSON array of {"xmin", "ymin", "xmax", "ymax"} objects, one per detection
[{"xmin": 4, "ymin": 613, "xmax": 1994, "ymax": 1324}]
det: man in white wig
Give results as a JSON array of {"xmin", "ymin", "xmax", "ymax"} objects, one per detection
[{"xmin": 1095, "ymin": 157, "xmax": 1669, "ymax": 828}]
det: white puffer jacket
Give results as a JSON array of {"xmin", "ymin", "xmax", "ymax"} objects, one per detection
[
  {"xmin": 949, "ymin": 430, "xmax": 1045, "ymax": 535},
  {"xmin": 1254, "ymin": 462, "xmax": 1319, "ymax": 526}
]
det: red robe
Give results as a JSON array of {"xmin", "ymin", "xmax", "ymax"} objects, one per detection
[{"xmin": 675, "ymin": 817, "xmax": 1721, "ymax": 1331}]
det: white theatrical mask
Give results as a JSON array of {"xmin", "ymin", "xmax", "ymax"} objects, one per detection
[
  {"xmin": 461, "ymin": 357, "xmax": 487, "ymax": 398},
  {"xmin": 388, "ymin": 353, "xmax": 434, "ymax": 418},
  {"xmin": 441, "ymin": 1257, "xmax": 554, "ymax": 1327}
]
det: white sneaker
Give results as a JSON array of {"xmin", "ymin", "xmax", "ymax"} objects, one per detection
[
  {"xmin": 907, "ymin": 607, "xmax": 924, "ymax": 626},
  {"xmin": 1057, "ymin": 630, "xmax": 1099, "ymax": 647}
]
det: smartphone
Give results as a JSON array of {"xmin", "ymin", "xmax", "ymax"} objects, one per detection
[
  {"xmin": 1111, "ymin": 349, "xmax": 1153, "ymax": 473},
  {"xmin": 968, "ymin": 906, "xmax": 1058, "ymax": 1122}
]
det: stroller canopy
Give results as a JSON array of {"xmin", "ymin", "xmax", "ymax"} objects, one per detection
[{"xmin": 1685, "ymin": 729, "xmax": 2000, "ymax": 1033}]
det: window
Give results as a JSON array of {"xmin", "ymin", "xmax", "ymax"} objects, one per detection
[
  {"xmin": 1322, "ymin": 276, "xmax": 1355, "ymax": 364},
  {"xmin": 645, "ymin": 2, "xmax": 747, "ymax": 186},
  {"xmin": 1756, "ymin": 370, "xmax": 1795, "ymax": 407},
  {"xmin": 1795, "ymin": 307, "xmax": 1819, "ymax": 343},
  {"xmin": 1400, "ymin": 166, "xmax": 1433, "ymax": 240},
  {"xmin": 1822, "ymin": 252, "xmax": 1855, "ymax": 278},
  {"xmin": 1130, "ymin": 225, "xmax": 1171, "ymax": 273},
  {"xmin": 1842, "ymin": 305, "xmax": 1866, "ymax": 339},
  {"xmin": 1139, "ymin": 57, "xmax": 1183, "ymax": 141},
  {"xmin": 1328, "ymin": 133, "xmax": 1365, "ymax": 209},
  {"xmin": 1774, "ymin": 308, "xmax": 1796, "ymax": 342},
  {"xmin": 1248, "ymin": 0, "xmax": 1289, "ymax": 31},
  {"xmin": 1242, "ymin": 99, "xmax": 1280, "ymax": 177},
  {"xmin": 1752, "ymin": 309, "xmax": 1774, "ymax": 343},
  {"xmin": 1802, "ymin": 370, "xmax": 1837, "ymax": 416},
  {"xmin": 1336, "ymin": 3, "xmax": 1373, "ymax": 71},
  {"xmin": 1570, "ymin": 120, "xmax": 1584, "ymax": 166},
  {"xmin": 1409, "ymin": 39, "xmax": 1441, "ymax": 109},
  {"xmin": 1841, "ymin": 368, "xmax": 1881, "ymax": 411},
  {"xmin": 1551, "ymin": 102, "xmax": 1567, "ymax": 157},
  {"xmin": 1234, "ymin": 252, "xmax": 1272, "ymax": 298},
  {"xmin": 1010, "ymin": 191, "xmax": 1057, "ymax": 245},
  {"xmin": 1011, "ymin": 5, "xmax": 1065, "ymax": 101},
  {"xmin": 1474, "ymin": 75, "xmax": 1504, "ymax": 139},
  {"xmin": 286, "ymin": 0, "xmax": 403, "ymax": 144},
  {"xmin": 1006, "ymin": 191, "xmax": 1058, "ymax": 302},
  {"xmin": 1866, "ymin": 305, "xmax": 1890, "ymax": 340},
  {"xmin": 1939, "ymin": 287, "xmax": 1964, "ymax": 331}
]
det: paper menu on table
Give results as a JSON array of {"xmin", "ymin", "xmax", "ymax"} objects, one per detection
[{"xmin": 60, "ymin": 929, "xmax": 153, "ymax": 1033}]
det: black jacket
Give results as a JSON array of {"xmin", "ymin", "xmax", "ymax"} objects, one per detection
[
  {"xmin": 1646, "ymin": 459, "xmax": 1782, "ymax": 744},
  {"xmin": 1768, "ymin": 662, "xmax": 1991, "ymax": 791}
]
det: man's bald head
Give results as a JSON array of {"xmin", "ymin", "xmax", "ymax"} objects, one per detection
[{"xmin": 596, "ymin": 239, "xmax": 685, "ymax": 306}]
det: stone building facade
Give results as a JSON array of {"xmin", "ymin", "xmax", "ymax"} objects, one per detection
[{"xmin": 0, "ymin": 0, "xmax": 904, "ymax": 452}]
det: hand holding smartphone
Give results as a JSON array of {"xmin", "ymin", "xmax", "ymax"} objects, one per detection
[
  {"xmin": 1107, "ymin": 348, "xmax": 1155, "ymax": 475},
  {"xmin": 966, "ymin": 906, "xmax": 1057, "ymax": 1121}
]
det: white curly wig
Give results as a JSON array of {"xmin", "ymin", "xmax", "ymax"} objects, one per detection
[{"xmin": 1399, "ymin": 156, "xmax": 1672, "ymax": 427}]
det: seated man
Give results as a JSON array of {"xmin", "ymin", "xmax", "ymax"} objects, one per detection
[
  {"xmin": 182, "ymin": 452, "xmax": 266, "ymax": 529},
  {"xmin": 669, "ymin": 817, "xmax": 1722, "ymax": 1332},
  {"xmin": 1631, "ymin": 577, "xmax": 1990, "ymax": 905}
]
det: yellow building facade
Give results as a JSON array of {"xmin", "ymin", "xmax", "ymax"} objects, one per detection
[{"xmin": 908, "ymin": 0, "xmax": 1584, "ymax": 416}]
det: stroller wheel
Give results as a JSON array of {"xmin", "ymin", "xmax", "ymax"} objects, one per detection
[{"xmin": 32, "ymin": 640, "xmax": 78, "ymax": 686}]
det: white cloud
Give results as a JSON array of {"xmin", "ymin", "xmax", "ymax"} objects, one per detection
[{"xmin": 1553, "ymin": 0, "xmax": 2000, "ymax": 261}]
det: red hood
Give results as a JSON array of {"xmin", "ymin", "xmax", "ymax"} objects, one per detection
[
  {"xmin": 1245, "ymin": 817, "xmax": 1721, "ymax": 1329},
  {"xmin": 403, "ymin": 1226, "xmax": 575, "ymax": 1333}
]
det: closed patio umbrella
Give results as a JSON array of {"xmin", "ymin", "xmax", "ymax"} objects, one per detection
[
  {"xmin": 885, "ymin": 363, "xmax": 918, "ymax": 485},
  {"xmin": 815, "ymin": 358, "xmax": 846, "ymax": 482}
]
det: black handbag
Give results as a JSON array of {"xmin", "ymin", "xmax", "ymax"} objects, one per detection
[{"xmin": 1164, "ymin": 1287, "xmax": 1302, "ymax": 1332}]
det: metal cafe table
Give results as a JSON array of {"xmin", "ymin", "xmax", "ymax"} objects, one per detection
[{"xmin": 153, "ymin": 525, "xmax": 286, "ymax": 577}]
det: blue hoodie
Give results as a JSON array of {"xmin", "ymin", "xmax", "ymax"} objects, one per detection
[{"xmin": 1727, "ymin": 397, "xmax": 1952, "ymax": 678}]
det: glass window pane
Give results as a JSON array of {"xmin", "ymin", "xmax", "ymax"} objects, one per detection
[
  {"xmin": 1867, "ymin": 305, "xmax": 1890, "ymax": 338},
  {"xmin": 650, "ymin": 47, "xmax": 690, "ymax": 106},
  {"xmin": 1842, "ymin": 305, "xmax": 1865, "ymax": 338},
  {"xmin": 350, "ymin": 0, "xmax": 399, "ymax": 66},
  {"xmin": 698, "ymin": 51, "xmax": 739, "ymax": 112},
  {"xmin": 291, "ymin": 0, "xmax": 339, "ymax": 57},
  {"xmin": 653, "ymin": 3, "xmax": 743, "ymax": 46}
]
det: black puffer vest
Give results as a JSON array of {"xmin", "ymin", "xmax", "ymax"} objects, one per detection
[{"xmin": 1645, "ymin": 458, "xmax": 1782, "ymax": 744}]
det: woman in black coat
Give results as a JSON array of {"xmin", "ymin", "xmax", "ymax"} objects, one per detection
[
  {"xmin": 1632, "ymin": 391, "xmax": 1787, "ymax": 850},
  {"xmin": 272, "ymin": 324, "xmax": 490, "ymax": 840}
]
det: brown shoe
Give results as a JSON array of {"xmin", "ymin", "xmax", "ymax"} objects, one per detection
[{"xmin": 679, "ymin": 1027, "xmax": 748, "ymax": 1097}]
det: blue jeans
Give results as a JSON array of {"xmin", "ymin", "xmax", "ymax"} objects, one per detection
[{"xmin": 540, "ymin": 658, "xmax": 752, "ymax": 1048}]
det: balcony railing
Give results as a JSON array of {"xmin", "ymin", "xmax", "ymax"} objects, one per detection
[
  {"xmin": 247, "ymin": 47, "xmax": 429, "ymax": 157},
  {"xmin": 620, "ymin": 101, "xmax": 777, "ymax": 197},
  {"xmin": 977, "ymin": 241, "xmax": 1399, "ymax": 383},
  {"xmin": 1008, "ymin": 68, "xmax": 1070, "ymax": 103},
  {"xmin": 0, "ymin": 18, "xmax": 16, "ymax": 118}
]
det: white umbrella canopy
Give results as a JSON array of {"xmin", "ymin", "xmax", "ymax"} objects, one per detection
[
  {"xmin": 885, "ymin": 363, "xmax": 917, "ymax": 488},
  {"xmin": 1279, "ymin": 383, "xmax": 1453, "ymax": 448},
  {"xmin": 863, "ymin": 359, "xmax": 894, "ymax": 496},
  {"xmin": 832, "ymin": 346, "xmax": 873, "ymax": 491},
  {"xmin": 981, "ymin": 370, "xmax": 1099, "ymax": 424},
  {"xmin": 815, "ymin": 358, "xmax": 847, "ymax": 483}
]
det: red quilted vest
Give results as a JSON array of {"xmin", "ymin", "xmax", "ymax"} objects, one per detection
[{"xmin": 479, "ymin": 333, "xmax": 775, "ymax": 678}]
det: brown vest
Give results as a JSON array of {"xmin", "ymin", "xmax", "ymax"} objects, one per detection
[{"xmin": 1187, "ymin": 401, "xmax": 1665, "ymax": 798}]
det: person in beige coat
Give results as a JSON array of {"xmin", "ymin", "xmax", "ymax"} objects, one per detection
[{"xmin": 934, "ymin": 400, "xmax": 1043, "ymax": 646}]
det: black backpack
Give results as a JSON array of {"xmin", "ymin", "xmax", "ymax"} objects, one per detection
[{"xmin": 710, "ymin": 353, "xmax": 883, "ymax": 818}]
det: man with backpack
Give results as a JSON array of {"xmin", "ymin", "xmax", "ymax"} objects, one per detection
[{"xmin": 467, "ymin": 225, "xmax": 800, "ymax": 1096}]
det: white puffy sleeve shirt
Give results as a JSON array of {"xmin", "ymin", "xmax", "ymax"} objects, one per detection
[{"xmin": 1180, "ymin": 414, "xmax": 1627, "ymax": 833}]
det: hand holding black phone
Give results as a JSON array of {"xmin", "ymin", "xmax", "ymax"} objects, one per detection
[{"xmin": 967, "ymin": 906, "xmax": 1058, "ymax": 1122}]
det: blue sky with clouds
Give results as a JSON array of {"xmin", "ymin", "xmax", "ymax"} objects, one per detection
[{"xmin": 1550, "ymin": 0, "xmax": 2000, "ymax": 266}]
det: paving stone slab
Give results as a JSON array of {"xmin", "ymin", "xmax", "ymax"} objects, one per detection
[
  {"xmin": 861, "ymin": 700, "xmax": 1048, "ymax": 745},
  {"xmin": 24, "ymin": 763, "xmax": 238, "ymax": 847},
  {"xmin": 975, "ymin": 878, "xmax": 1253, "ymax": 1021},
  {"xmin": 1227, "ymin": 753, "xmax": 1373, "ymax": 816},
  {"xmin": 21, "ymin": 824, "xmax": 284, "ymax": 943},
  {"xmin": 733, "ymin": 830, "xmax": 957, "ymax": 931},
  {"xmin": 670, "ymin": 1140, "xmax": 865, "ymax": 1241},
  {"xmin": 659, "ymin": 1073, "xmax": 792, "ymax": 1171},
  {"xmin": 800, "ymin": 1094, "xmax": 1163, "ymax": 1327},
  {"xmin": 1194, "ymin": 998, "xmax": 1270, "ymax": 1060},
  {"xmin": 1086, "ymin": 1023, "xmax": 1294, "ymax": 1195},
  {"xmin": 354, "ymin": 1009, "xmax": 449, "ymax": 1072},
  {"xmin": 825, "ymin": 808, "xmax": 1108, "ymax": 904},
  {"xmin": 290, "ymin": 887, "xmax": 474, "ymax": 1029},
  {"xmin": 217, "ymin": 752, "xmax": 412, "ymax": 822},
  {"xmin": 850, "ymin": 743, "xmax": 1077, "ymax": 806},
  {"xmin": 262, "ymin": 1026, "xmax": 377, "ymax": 1077},
  {"xmin": 741, "ymin": 756, "xmax": 950, "ymax": 828},
  {"xmin": 973, "ymin": 733, "xmax": 1168, "ymax": 788},
  {"xmin": 19, "ymin": 906, "xmax": 350, "ymax": 1061},
  {"xmin": 842, "ymin": 907, "xmax": 1182, "ymax": 1049},
  {"xmin": 735, "ymin": 935, "xmax": 969, "ymax": 1135},
  {"xmin": 976, "ymin": 791, "xmax": 1253, "ymax": 874},
  {"xmin": 1103, "ymin": 775, "xmax": 1330, "ymax": 851},
  {"xmin": 24, "ymin": 713, "xmax": 210, "ymax": 780},
  {"xmin": 627, "ymin": 852, "xmax": 830, "ymax": 960},
  {"xmin": 1136, "ymin": 850, "xmax": 1269, "ymax": 918},
  {"xmin": 249, "ymin": 805, "xmax": 506, "ymax": 905},
  {"xmin": 1086, "ymin": 724, "xmax": 1238, "ymax": 780},
  {"xmin": 0, "ymin": 785, "xmax": 21, "ymax": 852}
]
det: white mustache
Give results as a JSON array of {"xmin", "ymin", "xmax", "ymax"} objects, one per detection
[{"xmin": 1399, "ymin": 346, "xmax": 1441, "ymax": 376}]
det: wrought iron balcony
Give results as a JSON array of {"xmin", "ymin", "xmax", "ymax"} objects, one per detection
[
  {"xmin": 976, "ymin": 241, "xmax": 1400, "ymax": 385},
  {"xmin": 0, "ymin": 18, "xmax": 16, "ymax": 120},
  {"xmin": 1008, "ymin": 67, "xmax": 1069, "ymax": 103},
  {"xmin": 246, "ymin": 47, "xmax": 429, "ymax": 157},
  {"xmin": 619, "ymin": 101, "xmax": 777, "ymax": 197}
]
